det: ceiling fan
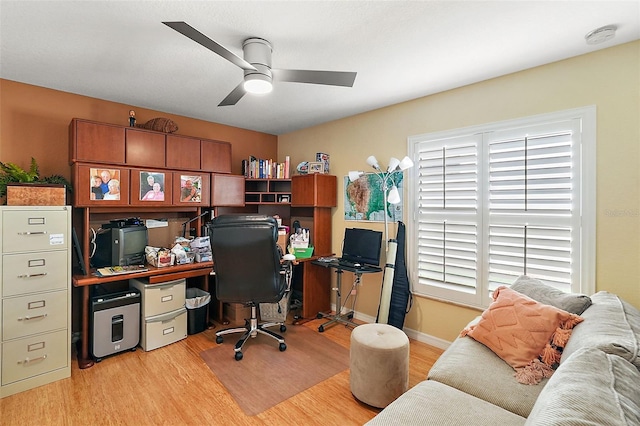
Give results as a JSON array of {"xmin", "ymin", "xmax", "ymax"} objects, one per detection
[{"xmin": 163, "ymin": 22, "xmax": 357, "ymax": 106}]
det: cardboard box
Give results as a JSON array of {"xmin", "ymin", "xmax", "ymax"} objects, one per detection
[
  {"xmin": 6, "ymin": 183, "xmax": 66, "ymax": 206},
  {"xmin": 223, "ymin": 303, "xmax": 251, "ymax": 323},
  {"xmin": 277, "ymin": 233, "xmax": 287, "ymax": 254}
]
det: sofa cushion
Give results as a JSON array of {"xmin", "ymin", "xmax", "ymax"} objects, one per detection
[
  {"xmin": 365, "ymin": 380, "xmax": 526, "ymax": 426},
  {"xmin": 561, "ymin": 291, "xmax": 640, "ymax": 370},
  {"xmin": 462, "ymin": 286, "xmax": 582, "ymax": 384},
  {"xmin": 526, "ymin": 347, "xmax": 640, "ymax": 425},
  {"xmin": 428, "ymin": 329, "xmax": 546, "ymax": 418},
  {"xmin": 510, "ymin": 275, "xmax": 592, "ymax": 315}
]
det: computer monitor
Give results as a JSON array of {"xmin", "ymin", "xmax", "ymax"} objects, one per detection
[{"xmin": 341, "ymin": 228, "xmax": 383, "ymax": 267}]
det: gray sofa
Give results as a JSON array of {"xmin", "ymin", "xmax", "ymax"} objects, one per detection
[{"xmin": 366, "ymin": 279, "xmax": 640, "ymax": 425}]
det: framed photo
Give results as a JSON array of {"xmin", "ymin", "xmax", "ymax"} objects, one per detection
[
  {"xmin": 172, "ymin": 172, "xmax": 210, "ymax": 205},
  {"xmin": 72, "ymin": 164, "xmax": 130, "ymax": 206},
  {"xmin": 130, "ymin": 169, "xmax": 171, "ymax": 206},
  {"xmin": 89, "ymin": 167, "xmax": 122, "ymax": 201},
  {"xmin": 309, "ymin": 162, "xmax": 324, "ymax": 174},
  {"xmin": 139, "ymin": 171, "xmax": 166, "ymax": 201}
]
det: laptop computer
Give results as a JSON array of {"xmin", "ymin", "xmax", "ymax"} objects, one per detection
[{"xmin": 336, "ymin": 228, "xmax": 383, "ymax": 270}]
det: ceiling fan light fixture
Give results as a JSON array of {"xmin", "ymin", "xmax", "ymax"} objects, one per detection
[{"xmin": 244, "ymin": 74, "xmax": 273, "ymax": 94}]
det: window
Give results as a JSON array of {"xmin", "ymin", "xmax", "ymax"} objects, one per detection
[{"xmin": 407, "ymin": 107, "xmax": 596, "ymax": 309}]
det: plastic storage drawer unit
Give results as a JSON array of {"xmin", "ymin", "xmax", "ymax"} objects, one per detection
[
  {"xmin": 140, "ymin": 308, "xmax": 187, "ymax": 351},
  {"xmin": 129, "ymin": 278, "xmax": 186, "ymax": 318},
  {"xmin": 130, "ymin": 277, "xmax": 187, "ymax": 351}
]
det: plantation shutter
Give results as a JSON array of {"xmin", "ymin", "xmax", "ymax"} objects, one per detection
[
  {"xmin": 408, "ymin": 108, "xmax": 593, "ymax": 308},
  {"xmin": 485, "ymin": 120, "xmax": 580, "ymax": 294},
  {"xmin": 415, "ymin": 135, "xmax": 481, "ymax": 304}
]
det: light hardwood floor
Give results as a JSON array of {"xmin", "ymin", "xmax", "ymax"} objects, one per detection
[{"xmin": 1, "ymin": 318, "xmax": 443, "ymax": 425}]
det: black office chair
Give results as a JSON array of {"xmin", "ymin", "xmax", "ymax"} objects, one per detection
[{"xmin": 207, "ymin": 214, "xmax": 295, "ymax": 361}]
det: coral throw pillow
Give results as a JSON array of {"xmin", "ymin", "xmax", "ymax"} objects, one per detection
[{"xmin": 461, "ymin": 286, "xmax": 583, "ymax": 384}]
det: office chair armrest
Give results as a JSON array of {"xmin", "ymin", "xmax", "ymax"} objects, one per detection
[{"xmin": 280, "ymin": 254, "xmax": 295, "ymax": 292}]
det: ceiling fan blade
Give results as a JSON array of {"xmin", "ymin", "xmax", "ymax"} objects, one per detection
[
  {"xmin": 163, "ymin": 21, "xmax": 257, "ymax": 71},
  {"xmin": 273, "ymin": 69, "xmax": 357, "ymax": 87},
  {"xmin": 218, "ymin": 82, "xmax": 246, "ymax": 106}
]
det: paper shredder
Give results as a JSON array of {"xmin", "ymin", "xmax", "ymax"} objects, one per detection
[{"xmin": 91, "ymin": 289, "xmax": 141, "ymax": 361}]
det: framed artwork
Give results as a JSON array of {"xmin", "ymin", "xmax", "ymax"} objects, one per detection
[
  {"xmin": 309, "ymin": 162, "xmax": 325, "ymax": 174},
  {"xmin": 344, "ymin": 173, "xmax": 404, "ymax": 222}
]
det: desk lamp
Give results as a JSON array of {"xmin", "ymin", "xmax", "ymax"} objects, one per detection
[{"xmin": 181, "ymin": 210, "xmax": 210, "ymax": 238}]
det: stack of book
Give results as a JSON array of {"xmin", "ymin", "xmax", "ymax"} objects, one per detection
[{"xmin": 242, "ymin": 155, "xmax": 290, "ymax": 179}]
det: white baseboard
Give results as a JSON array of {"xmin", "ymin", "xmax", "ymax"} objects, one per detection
[{"xmin": 331, "ymin": 305, "xmax": 452, "ymax": 351}]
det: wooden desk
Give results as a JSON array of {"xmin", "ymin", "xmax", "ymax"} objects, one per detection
[
  {"xmin": 72, "ymin": 262, "xmax": 213, "ymax": 369},
  {"xmin": 292, "ymin": 256, "xmax": 332, "ymax": 320}
]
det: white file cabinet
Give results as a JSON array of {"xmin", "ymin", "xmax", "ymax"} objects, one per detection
[
  {"xmin": 129, "ymin": 278, "xmax": 187, "ymax": 351},
  {"xmin": 1, "ymin": 206, "xmax": 72, "ymax": 398}
]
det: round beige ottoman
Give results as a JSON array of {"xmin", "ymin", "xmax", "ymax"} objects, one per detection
[{"xmin": 350, "ymin": 323, "xmax": 410, "ymax": 408}]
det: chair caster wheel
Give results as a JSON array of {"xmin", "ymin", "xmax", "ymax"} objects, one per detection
[
  {"xmin": 316, "ymin": 313, "xmax": 323, "ymax": 319},
  {"xmin": 279, "ymin": 343, "xmax": 287, "ymax": 351},
  {"xmin": 280, "ymin": 324, "xmax": 287, "ymax": 332},
  {"xmin": 318, "ymin": 325, "xmax": 325, "ymax": 332},
  {"xmin": 235, "ymin": 351, "xmax": 243, "ymax": 361},
  {"xmin": 216, "ymin": 336, "xmax": 223, "ymax": 344},
  {"xmin": 347, "ymin": 313, "xmax": 354, "ymax": 320}
]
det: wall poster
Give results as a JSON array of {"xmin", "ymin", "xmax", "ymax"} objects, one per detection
[{"xmin": 344, "ymin": 173, "xmax": 404, "ymax": 222}]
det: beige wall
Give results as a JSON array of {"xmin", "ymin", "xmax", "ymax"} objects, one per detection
[
  {"xmin": 278, "ymin": 41, "xmax": 640, "ymax": 341},
  {"xmin": 0, "ymin": 79, "xmax": 278, "ymax": 180}
]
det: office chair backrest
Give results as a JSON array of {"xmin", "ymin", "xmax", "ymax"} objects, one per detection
[{"xmin": 207, "ymin": 214, "xmax": 285, "ymax": 304}]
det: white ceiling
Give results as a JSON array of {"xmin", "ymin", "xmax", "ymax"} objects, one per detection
[{"xmin": 1, "ymin": 1, "xmax": 639, "ymax": 135}]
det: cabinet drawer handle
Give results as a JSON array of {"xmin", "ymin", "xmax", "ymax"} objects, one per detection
[
  {"xmin": 17, "ymin": 354, "xmax": 48, "ymax": 365},
  {"xmin": 17, "ymin": 231, "xmax": 48, "ymax": 235},
  {"xmin": 18, "ymin": 313, "xmax": 48, "ymax": 321},
  {"xmin": 17, "ymin": 272, "xmax": 48, "ymax": 278}
]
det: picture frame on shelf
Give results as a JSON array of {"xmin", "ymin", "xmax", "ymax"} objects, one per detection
[{"xmin": 309, "ymin": 162, "xmax": 325, "ymax": 174}]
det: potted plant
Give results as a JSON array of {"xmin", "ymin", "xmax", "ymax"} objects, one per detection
[{"xmin": 0, "ymin": 157, "xmax": 73, "ymax": 205}]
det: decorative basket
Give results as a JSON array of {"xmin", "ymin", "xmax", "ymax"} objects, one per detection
[{"xmin": 259, "ymin": 291, "xmax": 292, "ymax": 323}]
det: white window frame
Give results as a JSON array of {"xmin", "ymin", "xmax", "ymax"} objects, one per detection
[{"xmin": 406, "ymin": 106, "xmax": 596, "ymax": 309}]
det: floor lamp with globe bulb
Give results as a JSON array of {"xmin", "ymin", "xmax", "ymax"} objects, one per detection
[
  {"xmin": 348, "ymin": 155, "xmax": 414, "ymax": 251},
  {"xmin": 348, "ymin": 155, "xmax": 413, "ymax": 324}
]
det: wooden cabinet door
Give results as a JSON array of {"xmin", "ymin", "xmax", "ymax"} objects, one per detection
[
  {"xmin": 201, "ymin": 139, "xmax": 232, "ymax": 173},
  {"xmin": 166, "ymin": 135, "xmax": 201, "ymax": 170},
  {"xmin": 72, "ymin": 163, "xmax": 130, "ymax": 207},
  {"xmin": 211, "ymin": 174, "xmax": 244, "ymax": 206},
  {"xmin": 125, "ymin": 129, "xmax": 166, "ymax": 167},
  {"xmin": 71, "ymin": 120, "xmax": 125, "ymax": 164},
  {"xmin": 291, "ymin": 174, "xmax": 337, "ymax": 207}
]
